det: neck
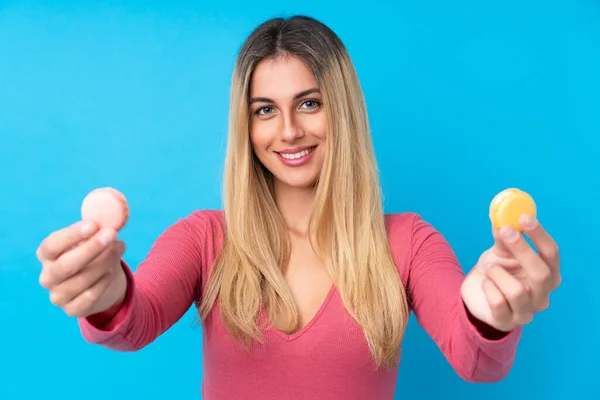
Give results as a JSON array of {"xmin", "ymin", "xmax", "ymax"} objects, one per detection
[{"xmin": 273, "ymin": 180, "xmax": 315, "ymax": 237}]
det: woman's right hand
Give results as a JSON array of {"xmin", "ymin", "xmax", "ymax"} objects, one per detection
[{"xmin": 36, "ymin": 220, "xmax": 128, "ymax": 319}]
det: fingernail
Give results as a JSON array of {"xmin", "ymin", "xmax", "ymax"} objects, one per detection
[
  {"xmin": 80, "ymin": 221, "xmax": 96, "ymax": 235},
  {"xmin": 98, "ymin": 229, "xmax": 115, "ymax": 245},
  {"xmin": 500, "ymin": 226, "xmax": 520, "ymax": 243},
  {"xmin": 520, "ymin": 214, "xmax": 537, "ymax": 230}
]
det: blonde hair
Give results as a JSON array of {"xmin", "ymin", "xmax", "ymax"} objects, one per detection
[{"xmin": 199, "ymin": 15, "xmax": 409, "ymax": 369}]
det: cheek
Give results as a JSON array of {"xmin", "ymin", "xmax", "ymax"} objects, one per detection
[
  {"xmin": 250, "ymin": 119, "xmax": 280, "ymax": 150},
  {"xmin": 249, "ymin": 124, "xmax": 265, "ymax": 152},
  {"xmin": 249, "ymin": 131, "xmax": 260, "ymax": 153},
  {"xmin": 308, "ymin": 113, "xmax": 327, "ymax": 141},
  {"xmin": 249, "ymin": 125, "xmax": 274, "ymax": 165}
]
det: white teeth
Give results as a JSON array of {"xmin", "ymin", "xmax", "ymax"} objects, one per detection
[{"xmin": 279, "ymin": 147, "xmax": 315, "ymax": 160}]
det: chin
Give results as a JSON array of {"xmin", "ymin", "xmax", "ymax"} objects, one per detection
[
  {"xmin": 274, "ymin": 171, "xmax": 320, "ymax": 190},
  {"xmin": 263, "ymin": 152, "xmax": 323, "ymax": 190},
  {"xmin": 279, "ymin": 177, "xmax": 318, "ymax": 189}
]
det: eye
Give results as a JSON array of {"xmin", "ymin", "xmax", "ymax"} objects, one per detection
[
  {"xmin": 300, "ymin": 99, "xmax": 321, "ymax": 110},
  {"xmin": 254, "ymin": 106, "xmax": 275, "ymax": 116}
]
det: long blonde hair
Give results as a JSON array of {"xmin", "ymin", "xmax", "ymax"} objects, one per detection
[{"xmin": 199, "ymin": 15, "xmax": 409, "ymax": 369}]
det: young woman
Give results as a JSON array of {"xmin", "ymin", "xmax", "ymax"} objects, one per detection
[{"xmin": 36, "ymin": 15, "xmax": 561, "ymax": 399}]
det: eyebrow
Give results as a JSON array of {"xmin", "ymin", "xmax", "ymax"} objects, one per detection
[{"xmin": 249, "ymin": 88, "xmax": 321, "ymax": 105}]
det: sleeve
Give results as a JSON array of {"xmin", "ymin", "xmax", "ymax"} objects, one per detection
[
  {"xmin": 77, "ymin": 216, "xmax": 206, "ymax": 351},
  {"xmin": 407, "ymin": 214, "xmax": 522, "ymax": 383}
]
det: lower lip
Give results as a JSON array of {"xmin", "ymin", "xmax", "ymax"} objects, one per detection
[{"xmin": 276, "ymin": 147, "xmax": 317, "ymax": 167}]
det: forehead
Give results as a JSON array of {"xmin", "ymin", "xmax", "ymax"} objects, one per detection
[{"xmin": 250, "ymin": 56, "xmax": 318, "ymax": 98}]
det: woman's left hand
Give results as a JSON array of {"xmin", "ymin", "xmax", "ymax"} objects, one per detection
[{"xmin": 461, "ymin": 214, "xmax": 562, "ymax": 333}]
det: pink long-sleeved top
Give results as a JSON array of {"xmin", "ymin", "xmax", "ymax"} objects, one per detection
[{"xmin": 78, "ymin": 210, "xmax": 521, "ymax": 399}]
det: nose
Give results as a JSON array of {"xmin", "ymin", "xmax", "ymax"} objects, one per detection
[{"xmin": 280, "ymin": 113, "xmax": 305, "ymax": 142}]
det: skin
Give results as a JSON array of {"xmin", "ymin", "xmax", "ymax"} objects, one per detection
[
  {"xmin": 36, "ymin": 221, "xmax": 127, "ymax": 323},
  {"xmin": 249, "ymin": 55, "xmax": 333, "ymax": 332},
  {"xmin": 248, "ymin": 55, "xmax": 563, "ymax": 336},
  {"xmin": 462, "ymin": 217, "xmax": 561, "ymax": 333},
  {"xmin": 36, "ymin": 54, "xmax": 562, "ymax": 337}
]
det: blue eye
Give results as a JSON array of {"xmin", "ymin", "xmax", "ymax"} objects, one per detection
[
  {"xmin": 253, "ymin": 100, "xmax": 320, "ymax": 116},
  {"xmin": 255, "ymin": 106, "xmax": 274, "ymax": 115},
  {"xmin": 301, "ymin": 100, "xmax": 321, "ymax": 109}
]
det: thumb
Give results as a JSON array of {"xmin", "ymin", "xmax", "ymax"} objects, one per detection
[{"xmin": 116, "ymin": 240, "xmax": 126, "ymax": 255}]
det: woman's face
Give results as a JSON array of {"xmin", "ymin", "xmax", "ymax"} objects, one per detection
[{"xmin": 249, "ymin": 55, "xmax": 327, "ymax": 190}]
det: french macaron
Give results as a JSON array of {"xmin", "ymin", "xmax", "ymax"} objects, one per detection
[
  {"xmin": 81, "ymin": 187, "xmax": 129, "ymax": 231},
  {"xmin": 489, "ymin": 188, "xmax": 536, "ymax": 232}
]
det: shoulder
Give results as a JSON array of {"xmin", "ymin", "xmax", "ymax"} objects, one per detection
[
  {"xmin": 182, "ymin": 209, "xmax": 226, "ymax": 236},
  {"xmin": 384, "ymin": 212, "xmax": 452, "ymax": 282},
  {"xmin": 384, "ymin": 212, "xmax": 432, "ymax": 243},
  {"xmin": 178, "ymin": 209, "xmax": 227, "ymax": 252},
  {"xmin": 384, "ymin": 212, "xmax": 444, "ymax": 248},
  {"xmin": 384, "ymin": 212, "xmax": 419, "ymax": 236},
  {"xmin": 383, "ymin": 213, "xmax": 419, "ymax": 282},
  {"xmin": 157, "ymin": 210, "xmax": 226, "ymax": 268}
]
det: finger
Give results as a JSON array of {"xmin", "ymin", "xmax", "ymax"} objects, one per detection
[
  {"xmin": 486, "ymin": 265, "xmax": 534, "ymax": 325},
  {"xmin": 39, "ymin": 229, "xmax": 117, "ymax": 288},
  {"xmin": 36, "ymin": 221, "xmax": 99, "ymax": 262},
  {"xmin": 115, "ymin": 240, "xmax": 126, "ymax": 255},
  {"xmin": 519, "ymin": 216, "xmax": 561, "ymax": 285},
  {"xmin": 491, "ymin": 227, "xmax": 513, "ymax": 259},
  {"xmin": 56, "ymin": 228, "xmax": 117, "ymax": 274},
  {"xmin": 481, "ymin": 278, "xmax": 512, "ymax": 331},
  {"xmin": 49, "ymin": 257, "xmax": 113, "ymax": 307},
  {"xmin": 497, "ymin": 224, "xmax": 552, "ymax": 310},
  {"xmin": 62, "ymin": 273, "xmax": 113, "ymax": 318},
  {"xmin": 477, "ymin": 248, "xmax": 520, "ymax": 273}
]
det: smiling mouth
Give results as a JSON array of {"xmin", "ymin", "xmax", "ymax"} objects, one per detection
[{"xmin": 275, "ymin": 146, "xmax": 317, "ymax": 159}]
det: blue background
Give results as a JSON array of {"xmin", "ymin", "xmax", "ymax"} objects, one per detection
[{"xmin": 1, "ymin": 0, "xmax": 598, "ymax": 399}]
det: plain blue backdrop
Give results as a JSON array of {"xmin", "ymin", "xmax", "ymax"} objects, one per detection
[{"xmin": 1, "ymin": 0, "xmax": 598, "ymax": 399}]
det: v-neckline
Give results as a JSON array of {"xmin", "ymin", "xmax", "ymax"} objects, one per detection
[{"xmin": 263, "ymin": 284, "xmax": 337, "ymax": 341}]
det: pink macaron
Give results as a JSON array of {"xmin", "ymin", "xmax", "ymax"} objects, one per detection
[{"xmin": 80, "ymin": 187, "xmax": 129, "ymax": 231}]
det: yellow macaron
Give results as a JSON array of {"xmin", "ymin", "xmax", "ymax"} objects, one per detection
[{"xmin": 489, "ymin": 188, "xmax": 536, "ymax": 232}]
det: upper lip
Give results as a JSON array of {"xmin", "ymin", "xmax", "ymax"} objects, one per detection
[{"xmin": 276, "ymin": 145, "xmax": 317, "ymax": 154}]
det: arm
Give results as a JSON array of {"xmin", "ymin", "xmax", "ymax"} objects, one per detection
[
  {"xmin": 406, "ymin": 214, "xmax": 522, "ymax": 383},
  {"xmin": 77, "ymin": 216, "xmax": 206, "ymax": 351}
]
